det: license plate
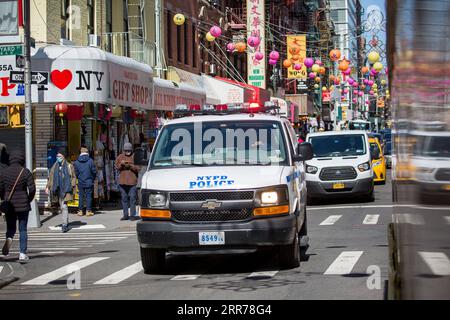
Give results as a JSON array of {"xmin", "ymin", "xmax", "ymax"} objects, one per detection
[
  {"xmin": 333, "ymin": 183, "xmax": 345, "ymax": 189},
  {"xmin": 442, "ymin": 185, "xmax": 450, "ymax": 191},
  {"xmin": 199, "ymin": 232, "xmax": 225, "ymax": 245}
]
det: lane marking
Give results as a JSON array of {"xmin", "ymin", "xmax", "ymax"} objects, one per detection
[
  {"xmin": 0, "ymin": 266, "xmax": 3, "ymax": 274},
  {"xmin": 25, "ymin": 247, "xmax": 81, "ymax": 251},
  {"xmin": 246, "ymin": 271, "xmax": 279, "ymax": 279},
  {"xmin": 28, "ymin": 232, "xmax": 136, "ymax": 235},
  {"xmin": 394, "ymin": 214, "xmax": 425, "ymax": 225},
  {"xmin": 49, "ymin": 224, "xmax": 106, "ymax": 231},
  {"xmin": 324, "ymin": 251, "xmax": 364, "ymax": 275},
  {"xmin": 170, "ymin": 274, "xmax": 201, "ymax": 280},
  {"xmin": 309, "ymin": 204, "xmax": 450, "ymax": 211},
  {"xmin": 22, "ymin": 257, "xmax": 109, "ymax": 285},
  {"xmin": 94, "ymin": 262, "xmax": 143, "ymax": 285},
  {"xmin": 418, "ymin": 252, "xmax": 450, "ymax": 276},
  {"xmin": 319, "ymin": 215, "xmax": 342, "ymax": 226},
  {"xmin": 363, "ymin": 214, "xmax": 380, "ymax": 225}
]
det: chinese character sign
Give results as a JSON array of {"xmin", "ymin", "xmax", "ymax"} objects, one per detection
[
  {"xmin": 247, "ymin": 0, "xmax": 266, "ymax": 89},
  {"xmin": 287, "ymin": 35, "xmax": 307, "ymax": 80}
]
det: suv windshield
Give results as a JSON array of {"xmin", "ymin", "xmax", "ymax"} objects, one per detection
[
  {"xmin": 150, "ymin": 120, "xmax": 288, "ymax": 168},
  {"xmin": 413, "ymin": 136, "xmax": 450, "ymax": 158},
  {"xmin": 309, "ymin": 134, "xmax": 366, "ymax": 157},
  {"xmin": 349, "ymin": 122, "xmax": 370, "ymax": 131}
]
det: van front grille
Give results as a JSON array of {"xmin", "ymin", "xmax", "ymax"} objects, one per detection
[{"xmin": 319, "ymin": 167, "xmax": 357, "ymax": 181}]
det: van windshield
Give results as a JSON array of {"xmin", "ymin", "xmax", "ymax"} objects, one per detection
[
  {"xmin": 150, "ymin": 120, "xmax": 289, "ymax": 168},
  {"xmin": 413, "ymin": 136, "xmax": 450, "ymax": 158},
  {"xmin": 309, "ymin": 134, "xmax": 366, "ymax": 157}
]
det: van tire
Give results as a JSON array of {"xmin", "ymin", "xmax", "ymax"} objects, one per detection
[
  {"xmin": 366, "ymin": 190, "xmax": 375, "ymax": 202},
  {"xmin": 141, "ymin": 247, "xmax": 165, "ymax": 274},
  {"xmin": 299, "ymin": 209, "xmax": 307, "ymax": 237},
  {"xmin": 279, "ymin": 234, "xmax": 300, "ymax": 269}
]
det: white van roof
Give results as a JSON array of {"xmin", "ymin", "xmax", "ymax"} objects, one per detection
[{"xmin": 164, "ymin": 113, "xmax": 284, "ymax": 125}]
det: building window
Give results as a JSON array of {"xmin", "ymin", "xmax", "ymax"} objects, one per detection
[
  {"xmin": 184, "ymin": 24, "xmax": 189, "ymax": 65},
  {"xmin": 192, "ymin": 25, "xmax": 197, "ymax": 68},
  {"xmin": 87, "ymin": 0, "xmax": 94, "ymax": 35},
  {"xmin": 177, "ymin": 25, "xmax": 182, "ymax": 63},
  {"xmin": 61, "ymin": 0, "xmax": 70, "ymax": 39},
  {"xmin": 167, "ymin": 13, "xmax": 172, "ymax": 59},
  {"xmin": 0, "ymin": 0, "xmax": 19, "ymax": 35},
  {"xmin": 123, "ymin": 0, "xmax": 128, "ymax": 32},
  {"xmin": 106, "ymin": 0, "xmax": 112, "ymax": 33}
]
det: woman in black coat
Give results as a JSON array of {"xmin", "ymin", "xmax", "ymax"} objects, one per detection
[{"xmin": 0, "ymin": 150, "xmax": 36, "ymax": 263}]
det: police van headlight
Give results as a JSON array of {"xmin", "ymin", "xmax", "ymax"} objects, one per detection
[
  {"xmin": 261, "ymin": 191, "xmax": 278, "ymax": 204},
  {"xmin": 358, "ymin": 161, "xmax": 371, "ymax": 172},
  {"xmin": 254, "ymin": 186, "xmax": 289, "ymax": 218},
  {"xmin": 306, "ymin": 164, "xmax": 318, "ymax": 174},
  {"xmin": 140, "ymin": 190, "xmax": 171, "ymax": 219},
  {"xmin": 149, "ymin": 192, "xmax": 168, "ymax": 207}
]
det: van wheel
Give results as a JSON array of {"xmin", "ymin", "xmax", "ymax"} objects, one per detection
[
  {"xmin": 279, "ymin": 234, "xmax": 300, "ymax": 269},
  {"xmin": 299, "ymin": 209, "xmax": 307, "ymax": 237},
  {"xmin": 140, "ymin": 247, "xmax": 165, "ymax": 274},
  {"xmin": 366, "ymin": 190, "xmax": 375, "ymax": 202}
]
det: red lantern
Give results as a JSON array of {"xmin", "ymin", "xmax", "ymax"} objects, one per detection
[{"xmin": 55, "ymin": 103, "xmax": 68, "ymax": 124}]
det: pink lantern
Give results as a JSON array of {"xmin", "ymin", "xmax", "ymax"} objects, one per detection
[
  {"xmin": 368, "ymin": 80, "xmax": 374, "ymax": 86},
  {"xmin": 342, "ymin": 68, "xmax": 351, "ymax": 76},
  {"xmin": 352, "ymin": 98, "xmax": 357, "ymax": 103},
  {"xmin": 247, "ymin": 36, "xmax": 261, "ymax": 48},
  {"xmin": 358, "ymin": 91, "xmax": 364, "ymax": 97},
  {"xmin": 294, "ymin": 63, "xmax": 302, "ymax": 70},
  {"xmin": 269, "ymin": 51, "xmax": 280, "ymax": 61},
  {"xmin": 385, "ymin": 67, "xmax": 389, "ymax": 73},
  {"xmin": 352, "ymin": 82, "xmax": 358, "ymax": 88},
  {"xmin": 254, "ymin": 52, "xmax": 264, "ymax": 61},
  {"xmin": 353, "ymin": 90, "xmax": 358, "ymax": 95},
  {"xmin": 369, "ymin": 90, "xmax": 374, "ymax": 95},
  {"xmin": 343, "ymin": 88, "xmax": 349, "ymax": 94},
  {"xmin": 304, "ymin": 57, "xmax": 314, "ymax": 68},
  {"xmin": 315, "ymin": 59, "xmax": 323, "ymax": 66},
  {"xmin": 348, "ymin": 78, "xmax": 355, "ymax": 85},
  {"xmin": 226, "ymin": 43, "xmax": 236, "ymax": 52},
  {"xmin": 309, "ymin": 72, "xmax": 316, "ymax": 79},
  {"xmin": 210, "ymin": 26, "xmax": 222, "ymax": 38},
  {"xmin": 363, "ymin": 79, "xmax": 369, "ymax": 85},
  {"xmin": 269, "ymin": 59, "xmax": 278, "ymax": 66}
]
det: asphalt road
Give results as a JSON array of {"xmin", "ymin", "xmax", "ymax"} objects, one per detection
[{"xmin": 0, "ymin": 173, "xmax": 393, "ymax": 300}]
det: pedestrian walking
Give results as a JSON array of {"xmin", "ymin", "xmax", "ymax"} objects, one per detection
[
  {"xmin": 0, "ymin": 150, "xmax": 36, "ymax": 263},
  {"xmin": 116, "ymin": 143, "xmax": 140, "ymax": 221},
  {"xmin": 46, "ymin": 150, "xmax": 76, "ymax": 233},
  {"xmin": 0, "ymin": 143, "xmax": 9, "ymax": 171},
  {"xmin": 74, "ymin": 147, "xmax": 97, "ymax": 217}
]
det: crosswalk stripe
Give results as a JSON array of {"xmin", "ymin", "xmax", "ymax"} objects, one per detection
[
  {"xmin": 0, "ymin": 266, "xmax": 3, "ymax": 274},
  {"xmin": 170, "ymin": 274, "xmax": 201, "ymax": 280},
  {"xmin": 25, "ymin": 247, "xmax": 81, "ymax": 251},
  {"xmin": 49, "ymin": 224, "xmax": 106, "ymax": 231},
  {"xmin": 94, "ymin": 262, "xmax": 143, "ymax": 285},
  {"xmin": 21, "ymin": 257, "xmax": 109, "ymax": 285},
  {"xmin": 394, "ymin": 214, "xmax": 425, "ymax": 225},
  {"xmin": 319, "ymin": 215, "xmax": 342, "ymax": 226},
  {"xmin": 28, "ymin": 232, "xmax": 136, "ymax": 235},
  {"xmin": 246, "ymin": 271, "xmax": 279, "ymax": 279},
  {"xmin": 324, "ymin": 251, "xmax": 364, "ymax": 275},
  {"xmin": 363, "ymin": 214, "xmax": 380, "ymax": 225},
  {"xmin": 418, "ymin": 252, "xmax": 450, "ymax": 276},
  {"xmin": 26, "ymin": 237, "xmax": 128, "ymax": 240}
]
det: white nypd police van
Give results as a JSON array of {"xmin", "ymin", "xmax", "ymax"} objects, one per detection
[{"xmin": 136, "ymin": 105, "xmax": 313, "ymax": 273}]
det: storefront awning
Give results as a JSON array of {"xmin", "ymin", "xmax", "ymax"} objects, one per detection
[
  {"xmin": 214, "ymin": 77, "xmax": 271, "ymax": 106},
  {"xmin": 201, "ymin": 75, "xmax": 246, "ymax": 105},
  {"xmin": 153, "ymin": 77, "xmax": 206, "ymax": 111},
  {"xmin": 2, "ymin": 45, "xmax": 153, "ymax": 109}
]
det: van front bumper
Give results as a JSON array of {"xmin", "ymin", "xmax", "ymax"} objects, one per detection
[
  {"xmin": 137, "ymin": 214, "xmax": 297, "ymax": 252},
  {"xmin": 307, "ymin": 177, "xmax": 374, "ymax": 198}
]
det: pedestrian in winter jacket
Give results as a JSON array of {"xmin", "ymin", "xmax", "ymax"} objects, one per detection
[
  {"xmin": 0, "ymin": 150, "xmax": 36, "ymax": 263},
  {"xmin": 46, "ymin": 150, "xmax": 76, "ymax": 233},
  {"xmin": 115, "ymin": 143, "xmax": 140, "ymax": 221},
  {"xmin": 74, "ymin": 147, "xmax": 97, "ymax": 217}
]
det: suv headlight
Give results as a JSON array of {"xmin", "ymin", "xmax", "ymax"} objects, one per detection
[
  {"xmin": 358, "ymin": 161, "xmax": 371, "ymax": 172},
  {"xmin": 306, "ymin": 164, "xmax": 318, "ymax": 174}
]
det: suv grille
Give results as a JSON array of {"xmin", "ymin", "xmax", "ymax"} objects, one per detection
[
  {"xmin": 170, "ymin": 191, "xmax": 254, "ymax": 202},
  {"xmin": 319, "ymin": 166, "xmax": 358, "ymax": 181},
  {"xmin": 435, "ymin": 168, "xmax": 450, "ymax": 181},
  {"xmin": 171, "ymin": 209, "xmax": 252, "ymax": 223}
]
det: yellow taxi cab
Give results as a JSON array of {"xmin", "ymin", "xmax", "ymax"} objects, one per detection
[{"xmin": 369, "ymin": 137, "xmax": 387, "ymax": 184}]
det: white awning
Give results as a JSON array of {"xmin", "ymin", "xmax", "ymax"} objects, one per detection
[
  {"xmin": 28, "ymin": 45, "xmax": 153, "ymax": 109},
  {"xmin": 153, "ymin": 78, "xmax": 206, "ymax": 111},
  {"xmin": 201, "ymin": 75, "xmax": 245, "ymax": 104}
]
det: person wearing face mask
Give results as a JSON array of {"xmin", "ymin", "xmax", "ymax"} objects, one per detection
[
  {"xmin": 115, "ymin": 143, "xmax": 140, "ymax": 221},
  {"xmin": 46, "ymin": 150, "xmax": 76, "ymax": 233}
]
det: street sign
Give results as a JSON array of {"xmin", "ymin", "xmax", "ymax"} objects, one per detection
[
  {"xmin": 9, "ymin": 71, "xmax": 49, "ymax": 85},
  {"xmin": 0, "ymin": 45, "xmax": 23, "ymax": 56}
]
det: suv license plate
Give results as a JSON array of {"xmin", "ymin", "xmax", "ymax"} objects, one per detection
[
  {"xmin": 199, "ymin": 232, "xmax": 225, "ymax": 245},
  {"xmin": 333, "ymin": 183, "xmax": 345, "ymax": 189}
]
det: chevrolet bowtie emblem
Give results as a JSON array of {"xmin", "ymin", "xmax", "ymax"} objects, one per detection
[{"xmin": 201, "ymin": 200, "xmax": 222, "ymax": 210}]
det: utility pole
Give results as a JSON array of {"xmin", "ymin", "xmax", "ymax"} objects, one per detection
[{"xmin": 24, "ymin": 0, "xmax": 40, "ymax": 228}]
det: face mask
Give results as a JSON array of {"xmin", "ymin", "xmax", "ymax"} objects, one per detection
[
  {"xmin": 125, "ymin": 151, "xmax": 132, "ymax": 156},
  {"xmin": 57, "ymin": 157, "xmax": 63, "ymax": 163}
]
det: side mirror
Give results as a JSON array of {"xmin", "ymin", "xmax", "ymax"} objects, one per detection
[
  {"xmin": 294, "ymin": 142, "xmax": 314, "ymax": 162},
  {"xmin": 134, "ymin": 147, "xmax": 150, "ymax": 166}
]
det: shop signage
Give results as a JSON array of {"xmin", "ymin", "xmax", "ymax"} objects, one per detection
[
  {"xmin": 287, "ymin": 35, "xmax": 307, "ymax": 80},
  {"xmin": 322, "ymin": 91, "xmax": 331, "ymax": 102},
  {"xmin": 247, "ymin": 0, "xmax": 266, "ymax": 89}
]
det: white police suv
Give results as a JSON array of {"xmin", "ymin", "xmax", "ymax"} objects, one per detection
[{"xmin": 136, "ymin": 105, "xmax": 313, "ymax": 273}]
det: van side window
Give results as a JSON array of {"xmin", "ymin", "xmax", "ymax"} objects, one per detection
[{"xmin": 283, "ymin": 121, "xmax": 298, "ymax": 155}]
